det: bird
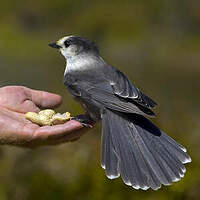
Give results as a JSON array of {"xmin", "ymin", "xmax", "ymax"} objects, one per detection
[{"xmin": 49, "ymin": 35, "xmax": 191, "ymax": 190}]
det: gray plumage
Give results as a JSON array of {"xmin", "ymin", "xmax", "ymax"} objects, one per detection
[{"xmin": 49, "ymin": 36, "xmax": 191, "ymax": 190}]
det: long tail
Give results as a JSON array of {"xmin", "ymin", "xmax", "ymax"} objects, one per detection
[{"xmin": 101, "ymin": 109, "xmax": 191, "ymax": 190}]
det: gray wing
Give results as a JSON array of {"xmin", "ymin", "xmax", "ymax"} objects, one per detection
[
  {"xmin": 87, "ymin": 84, "xmax": 155, "ymax": 117},
  {"xmin": 64, "ymin": 67, "xmax": 156, "ymax": 117},
  {"xmin": 66, "ymin": 79, "xmax": 155, "ymax": 117},
  {"xmin": 110, "ymin": 69, "xmax": 157, "ymax": 108}
]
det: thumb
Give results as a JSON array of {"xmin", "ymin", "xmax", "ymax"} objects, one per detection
[{"xmin": 25, "ymin": 87, "xmax": 62, "ymax": 108}]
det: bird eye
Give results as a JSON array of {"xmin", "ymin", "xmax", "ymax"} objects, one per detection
[{"xmin": 64, "ymin": 41, "xmax": 70, "ymax": 48}]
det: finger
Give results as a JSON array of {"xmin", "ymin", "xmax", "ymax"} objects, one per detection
[
  {"xmin": 31, "ymin": 120, "xmax": 91, "ymax": 146},
  {"xmin": 2, "ymin": 119, "xmax": 89, "ymax": 147},
  {"xmin": 56, "ymin": 127, "xmax": 89, "ymax": 143},
  {"xmin": 33, "ymin": 120, "xmax": 84, "ymax": 141},
  {"xmin": 24, "ymin": 87, "xmax": 62, "ymax": 108},
  {"xmin": 20, "ymin": 100, "xmax": 40, "ymax": 113},
  {"xmin": 0, "ymin": 110, "xmax": 85, "ymax": 147},
  {"xmin": 24, "ymin": 120, "xmax": 86, "ymax": 147},
  {"xmin": 33, "ymin": 126, "xmax": 88, "ymax": 146}
]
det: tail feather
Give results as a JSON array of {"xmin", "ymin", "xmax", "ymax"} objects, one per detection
[
  {"xmin": 101, "ymin": 109, "xmax": 191, "ymax": 190},
  {"xmin": 161, "ymin": 132, "xmax": 187, "ymax": 152},
  {"xmin": 113, "ymin": 123, "xmax": 147, "ymax": 189},
  {"xmin": 101, "ymin": 111, "xmax": 120, "ymax": 179},
  {"xmin": 137, "ymin": 124, "xmax": 188, "ymax": 180}
]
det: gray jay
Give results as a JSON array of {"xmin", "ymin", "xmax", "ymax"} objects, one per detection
[{"xmin": 49, "ymin": 36, "xmax": 191, "ymax": 190}]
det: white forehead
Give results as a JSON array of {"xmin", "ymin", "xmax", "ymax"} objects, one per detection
[{"xmin": 56, "ymin": 35, "xmax": 74, "ymax": 46}]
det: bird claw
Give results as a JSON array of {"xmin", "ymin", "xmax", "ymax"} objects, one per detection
[{"xmin": 72, "ymin": 114, "xmax": 94, "ymax": 128}]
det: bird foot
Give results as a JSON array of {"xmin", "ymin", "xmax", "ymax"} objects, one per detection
[{"xmin": 72, "ymin": 114, "xmax": 94, "ymax": 128}]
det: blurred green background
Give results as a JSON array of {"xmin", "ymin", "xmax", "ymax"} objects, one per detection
[{"xmin": 0, "ymin": 0, "xmax": 200, "ymax": 199}]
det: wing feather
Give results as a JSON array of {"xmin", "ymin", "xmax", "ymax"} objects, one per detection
[{"xmin": 110, "ymin": 70, "xmax": 157, "ymax": 108}]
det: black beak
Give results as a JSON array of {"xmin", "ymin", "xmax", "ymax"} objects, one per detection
[{"xmin": 48, "ymin": 42, "xmax": 61, "ymax": 49}]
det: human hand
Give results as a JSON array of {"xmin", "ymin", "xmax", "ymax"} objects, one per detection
[{"xmin": 0, "ymin": 86, "xmax": 89, "ymax": 148}]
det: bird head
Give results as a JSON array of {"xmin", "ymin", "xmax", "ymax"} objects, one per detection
[{"xmin": 49, "ymin": 36, "xmax": 99, "ymax": 59}]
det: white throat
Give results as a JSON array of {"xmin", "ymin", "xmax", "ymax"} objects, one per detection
[{"xmin": 64, "ymin": 54, "xmax": 104, "ymax": 75}]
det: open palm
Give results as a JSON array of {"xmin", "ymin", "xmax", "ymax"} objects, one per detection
[{"xmin": 0, "ymin": 86, "xmax": 87, "ymax": 147}]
